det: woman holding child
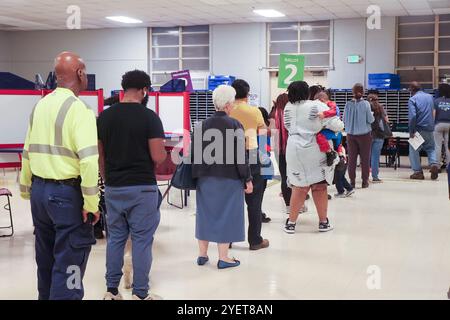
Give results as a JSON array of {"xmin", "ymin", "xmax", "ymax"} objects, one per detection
[{"xmin": 283, "ymin": 81, "xmax": 344, "ymax": 234}]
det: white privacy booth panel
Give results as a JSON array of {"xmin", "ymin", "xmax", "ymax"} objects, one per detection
[
  {"xmin": 0, "ymin": 93, "xmax": 41, "ymax": 164},
  {"xmin": 148, "ymin": 94, "xmax": 157, "ymax": 113},
  {"xmin": 158, "ymin": 95, "xmax": 185, "ymax": 135},
  {"xmin": 0, "ymin": 94, "xmax": 41, "ymax": 144},
  {"xmin": 79, "ymin": 95, "xmax": 100, "ymax": 116}
]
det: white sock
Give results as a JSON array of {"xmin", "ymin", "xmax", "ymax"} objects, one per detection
[{"xmin": 287, "ymin": 220, "xmax": 296, "ymax": 225}]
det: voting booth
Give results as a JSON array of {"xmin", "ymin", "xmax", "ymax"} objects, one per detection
[
  {"xmin": 150, "ymin": 92, "xmax": 191, "ymax": 136},
  {"xmin": 151, "ymin": 92, "xmax": 191, "ymax": 160},
  {"xmin": 0, "ymin": 89, "xmax": 104, "ymax": 168}
]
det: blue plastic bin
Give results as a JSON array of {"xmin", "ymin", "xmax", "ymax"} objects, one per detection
[
  {"xmin": 208, "ymin": 75, "xmax": 236, "ymax": 91},
  {"xmin": 368, "ymin": 73, "xmax": 400, "ymax": 80}
]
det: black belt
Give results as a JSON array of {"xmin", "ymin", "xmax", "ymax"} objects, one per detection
[{"xmin": 32, "ymin": 175, "xmax": 81, "ymax": 186}]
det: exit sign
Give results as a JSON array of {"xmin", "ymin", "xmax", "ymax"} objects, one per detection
[{"xmin": 347, "ymin": 55, "xmax": 362, "ymax": 63}]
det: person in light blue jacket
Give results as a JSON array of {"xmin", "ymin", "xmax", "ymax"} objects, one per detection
[{"xmin": 343, "ymin": 83, "xmax": 375, "ymax": 189}]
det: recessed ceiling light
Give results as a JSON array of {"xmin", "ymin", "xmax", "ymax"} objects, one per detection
[
  {"xmin": 106, "ymin": 16, "xmax": 143, "ymax": 24},
  {"xmin": 253, "ymin": 9, "xmax": 285, "ymax": 18}
]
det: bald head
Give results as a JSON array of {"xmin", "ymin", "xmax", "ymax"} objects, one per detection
[
  {"xmin": 409, "ymin": 81, "xmax": 421, "ymax": 95},
  {"xmin": 54, "ymin": 51, "xmax": 87, "ymax": 96}
]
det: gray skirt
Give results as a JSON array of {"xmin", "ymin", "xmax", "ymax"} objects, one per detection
[{"xmin": 195, "ymin": 176, "xmax": 245, "ymax": 243}]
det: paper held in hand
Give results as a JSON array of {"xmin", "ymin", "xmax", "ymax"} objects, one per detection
[{"xmin": 408, "ymin": 132, "xmax": 425, "ymax": 151}]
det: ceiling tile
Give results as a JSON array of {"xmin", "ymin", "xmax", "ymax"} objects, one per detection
[{"xmin": 0, "ymin": 0, "xmax": 437, "ymax": 31}]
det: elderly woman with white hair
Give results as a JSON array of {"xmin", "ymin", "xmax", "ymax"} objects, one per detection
[{"xmin": 192, "ymin": 85, "xmax": 253, "ymax": 269}]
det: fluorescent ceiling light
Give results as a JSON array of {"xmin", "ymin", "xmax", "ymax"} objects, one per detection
[
  {"xmin": 253, "ymin": 9, "xmax": 285, "ymax": 18},
  {"xmin": 106, "ymin": 16, "xmax": 143, "ymax": 24}
]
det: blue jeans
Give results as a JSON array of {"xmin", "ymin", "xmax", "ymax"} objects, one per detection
[
  {"xmin": 371, "ymin": 138, "xmax": 384, "ymax": 179},
  {"xmin": 105, "ymin": 185, "xmax": 161, "ymax": 297},
  {"xmin": 30, "ymin": 177, "xmax": 95, "ymax": 300},
  {"xmin": 408, "ymin": 130, "xmax": 438, "ymax": 172}
]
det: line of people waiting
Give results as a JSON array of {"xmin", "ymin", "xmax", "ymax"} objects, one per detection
[{"xmin": 20, "ymin": 51, "xmax": 449, "ymax": 301}]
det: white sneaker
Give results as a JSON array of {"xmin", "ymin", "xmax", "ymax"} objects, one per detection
[
  {"xmin": 318, "ymin": 218, "xmax": 334, "ymax": 232},
  {"xmin": 334, "ymin": 193, "xmax": 346, "ymax": 198},
  {"xmin": 283, "ymin": 218, "xmax": 296, "ymax": 234},
  {"xmin": 103, "ymin": 292, "xmax": 124, "ymax": 300},
  {"xmin": 345, "ymin": 189, "xmax": 355, "ymax": 197},
  {"xmin": 132, "ymin": 293, "xmax": 163, "ymax": 300}
]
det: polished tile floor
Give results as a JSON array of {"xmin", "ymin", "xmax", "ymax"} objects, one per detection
[{"xmin": 1, "ymin": 165, "xmax": 449, "ymax": 300}]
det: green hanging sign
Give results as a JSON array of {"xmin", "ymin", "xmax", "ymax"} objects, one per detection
[{"xmin": 278, "ymin": 54, "xmax": 305, "ymax": 89}]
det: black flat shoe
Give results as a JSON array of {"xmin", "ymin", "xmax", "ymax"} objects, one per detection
[
  {"xmin": 262, "ymin": 213, "xmax": 271, "ymax": 223},
  {"xmin": 197, "ymin": 256, "xmax": 209, "ymax": 266},
  {"xmin": 217, "ymin": 259, "xmax": 240, "ymax": 269}
]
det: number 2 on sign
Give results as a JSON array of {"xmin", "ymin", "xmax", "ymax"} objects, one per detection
[{"xmin": 284, "ymin": 64, "xmax": 297, "ymax": 86}]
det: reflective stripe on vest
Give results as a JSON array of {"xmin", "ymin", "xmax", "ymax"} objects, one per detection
[
  {"xmin": 28, "ymin": 144, "xmax": 78, "ymax": 159},
  {"xmin": 29, "ymin": 103, "xmax": 38, "ymax": 128},
  {"xmin": 28, "ymin": 144, "xmax": 98, "ymax": 160},
  {"xmin": 20, "ymin": 184, "xmax": 30, "ymax": 193},
  {"xmin": 77, "ymin": 146, "xmax": 99, "ymax": 159},
  {"xmin": 54, "ymin": 96, "xmax": 77, "ymax": 146},
  {"xmin": 81, "ymin": 186, "xmax": 99, "ymax": 196}
]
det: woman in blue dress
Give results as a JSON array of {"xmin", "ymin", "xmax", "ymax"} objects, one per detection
[{"xmin": 192, "ymin": 85, "xmax": 253, "ymax": 269}]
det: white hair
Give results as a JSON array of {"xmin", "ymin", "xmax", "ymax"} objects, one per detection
[{"xmin": 213, "ymin": 85, "xmax": 236, "ymax": 111}]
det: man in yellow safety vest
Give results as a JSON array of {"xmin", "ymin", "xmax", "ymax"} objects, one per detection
[{"xmin": 20, "ymin": 51, "xmax": 99, "ymax": 300}]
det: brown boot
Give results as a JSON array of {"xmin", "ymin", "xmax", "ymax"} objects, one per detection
[
  {"xmin": 249, "ymin": 239, "xmax": 269, "ymax": 251},
  {"xmin": 410, "ymin": 171, "xmax": 425, "ymax": 180},
  {"xmin": 430, "ymin": 165, "xmax": 439, "ymax": 180}
]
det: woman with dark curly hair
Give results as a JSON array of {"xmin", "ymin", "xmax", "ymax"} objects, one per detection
[{"xmin": 283, "ymin": 81, "xmax": 344, "ymax": 234}]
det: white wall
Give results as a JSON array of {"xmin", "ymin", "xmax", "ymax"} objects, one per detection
[
  {"xmin": 8, "ymin": 28, "xmax": 148, "ymax": 96},
  {"xmin": 366, "ymin": 17, "xmax": 396, "ymax": 77},
  {"xmin": 328, "ymin": 19, "xmax": 366, "ymax": 88},
  {"xmin": 328, "ymin": 17, "xmax": 396, "ymax": 89},
  {"xmin": 0, "ymin": 31, "xmax": 12, "ymax": 72},
  {"xmin": 210, "ymin": 23, "xmax": 271, "ymax": 109},
  {"xmin": 2, "ymin": 17, "xmax": 396, "ymax": 99}
]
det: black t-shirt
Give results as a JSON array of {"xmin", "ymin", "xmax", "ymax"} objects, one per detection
[{"xmin": 97, "ymin": 103, "xmax": 165, "ymax": 186}]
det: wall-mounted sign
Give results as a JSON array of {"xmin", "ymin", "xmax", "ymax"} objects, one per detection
[
  {"xmin": 248, "ymin": 93, "xmax": 259, "ymax": 107},
  {"xmin": 171, "ymin": 70, "xmax": 194, "ymax": 92},
  {"xmin": 278, "ymin": 54, "xmax": 305, "ymax": 89},
  {"xmin": 347, "ymin": 55, "xmax": 362, "ymax": 64}
]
